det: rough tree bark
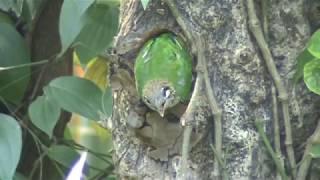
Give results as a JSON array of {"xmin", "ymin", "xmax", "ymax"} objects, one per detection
[{"xmin": 108, "ymin": 0, "xmax": 320, "ymax": 179}]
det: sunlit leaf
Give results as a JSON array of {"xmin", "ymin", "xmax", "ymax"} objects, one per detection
[
  {"xmin": 0, "ymin": 114, "xmax": 22, "ymax": 180},
  {"xmin": 59, "ymin": 0, "xmax": 95, "ymax": 52},
  {"xmin": 304, "ymin": 59, "xmax": 320, "ymax": 95},
  {"xmin": 293, "ymin": 49, "xmax": 318, "ymax": 85},
  {"xmin": 84, "ymin": 58, "xmax": 109, "ymax": 90},
  {"xmin": 140, "ymin": 0, "xmax": 150, "ymax": 10},
  {"xmin": 308, "ymin": 29, "xmax": 320, "ymax": 58},
  {"xmin": 29, "ymin": 95, "xmax": 61, "ymax": 138},
  {"xmin": 0, "ymin": 23, "xmax": 31, "ymax": 104},
  {"xmin": 74, "ymin": 3, "xmax": 119, "ymax": 64},
  {"xmin": 44, "ymin": 76, "xmax": 112, "ymax": 120},
  {"xmin": 310, "ymin": 144, "xmax": 320, "ymax": 158}
]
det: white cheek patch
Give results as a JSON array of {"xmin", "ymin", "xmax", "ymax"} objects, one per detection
[{"xmin": 165, "ymin": 90, "xmax": 171, "ymax": 98}]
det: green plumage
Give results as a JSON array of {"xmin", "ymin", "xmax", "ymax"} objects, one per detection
[{"xmin": 134, "ymin": 33, "xmax": 192, "ymax": 115}]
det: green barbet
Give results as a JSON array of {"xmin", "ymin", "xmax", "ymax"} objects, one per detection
[{"xmin": 134, "ymin": 33, "xmax": 193, "ymax": 117}]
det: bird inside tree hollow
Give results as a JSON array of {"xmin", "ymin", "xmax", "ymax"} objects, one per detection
[
  {"xmin": 134, "ymin": 33, "xmax": 193, "ymax": 117},
  {"xmin": 142, "ymin": 79, "xmax": 179, "ymax": 117}
]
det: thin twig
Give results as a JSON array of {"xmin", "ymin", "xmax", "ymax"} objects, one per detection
[
  {"xmin": 0, "ymin": 66, "xmax": 48, "ymax": 116},
  {"xmin": 0, "ymin": 69, "xmax": 37, "ymax": 93},
  {"xmin": 199, "ymin": 37, "xmax": 222, "ymax": 178},
  {"xmin": 164, "ymin": 1, "xmax": 199, "ymax": 179},
  {"xmin": 180, "ymin": 125, "xmax": 192, "ymax": 178},
  {"xmin": 178, "ymin": 58, "xmax": 203, "ymax": 179},
  {"xmin": 88, "ymin": 164, "xmax": 115, "ymax": 180},
  {"xmin": 52, "ymin": 161, "xmax": 65, "ymax": 178},
  {"xmin": 63, "ymin": 140, "xmax": 113, "ymax": 164},
  {"xmin": 23, "ymin": 124, "xmax": 44, "ymax": 180},
  {"xmin": 296, "ymin": 121, "xmax": 320, "ymax": 180},
  {"xmin": 246, "ymin": 0, "xmax": 296, "ymax": 177},
  {"xmin": 210, "ymin": 145, "xmax": 229, "ymax": 180},
  {"xmin": 164, "ymin": 0, "xmax": 192, "ymax": 41},
  {"xmin": 0, "ymin": 59, "xmax": 49, "ymax": 71},
  {"xmin": 255, "ymin": 120, "xmax": 288, "ymax": 180},
  {"xmin": 165, "ymin": 1, "xmax": 223, "ymax": 179},
  {"xmin": 0, "ymin": 97, "xmax": 45, "ymax": 180},
  {"xmin": 30, "ymin": 53, "xmax": 59, "ymax": 100},
  {"xmin": 194, "ymin": 36, "xmax": 223, "ymax": 178},
  {"xmin": 0, "ymin": 56, "xmax": 52, "ymax": 104},
  {"xmin": 272, "ymin": 86, "xmax": 284, "ymax": 180},
  {"xmin": 261, "ymin": 0, "xmax": 269, "ymax": 42},
  {"xmin": 28, "ymin": 152, "xmax": 46, "ymax": 180},
  {"xmin": 29, "ymin": 64, "xmax": 48, "ymax": 100}
]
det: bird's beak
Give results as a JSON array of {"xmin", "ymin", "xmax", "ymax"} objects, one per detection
[{"xmin": 159, "ymin": 109, "xmax": 165, "ymax": 117}]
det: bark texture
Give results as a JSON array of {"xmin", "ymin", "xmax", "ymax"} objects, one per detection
[{"xmin": 109, "ymin": 0, "xmax": 320, "ymax": 179}]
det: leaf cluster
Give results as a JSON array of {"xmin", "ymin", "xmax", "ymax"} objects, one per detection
[
  {"xmin": 0, "ymin": 0, "xmax": 119, "ymax": 179},
  {"xmin": 294, "ymin": 29, "xmax": 320, "ymax": 162}
]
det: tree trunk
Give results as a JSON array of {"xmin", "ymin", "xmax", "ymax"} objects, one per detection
[
  {"xmin": 109, "ymin": 0, "xmax": 320, "ymax": 179},
  {"xmin": 18, "ymin": 0, "xmax": 72, "ymax": 176}
]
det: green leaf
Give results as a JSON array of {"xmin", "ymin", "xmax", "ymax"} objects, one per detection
[
  {"xmin": 0, "ymin": 114, "xmax": 22, "ymax": 180},
  {"xmin": 59, "ymin": 0, "xmax": 95, "ymax": 52},
  {"xmin": 0, "ymin": 11, "xmax": 14, "ymax": 25},
  {"xmin": 308, "ymin": 29, "xmax": 320, "ymax": 58},
  {"xmin": 74, "ymin": 3, "xmax": 119, "ymax": 64},
  {"xmin": 84, "ymin": 57, "xmax": 109, "ymax": 90},
  {"xmin": 13, "ymin": 172, "xmax": 27, "ymax": 180},
  {"xmin": 310, "ymin": 144, "xmax": 320, "ymax": 158},
  {"xmin": 0, "ymin": 0, "xmax": 24, "ymax": 16},
  {"xmin": 44, "ymin": 76, "xmax": 111, "ymax": 120},
  {"xmin": 96, "ymin": 0, "xmax": 119, "ymax": 6},
  {"xmin": 20, "ymin": 0, "xmax": 47, "ymax": 28},
  {"xmin": 0, "ymin": 23, "xmax": 31, "ymax": 104},
  {"xmin": 74, "ymin": 46, "xmax": 96, "ymax": 65},
  {"xmin": 140, "ymin": 0, "xmax": 150, "ymax": 10},
  {"xmin": 293, "ymin": 49, "xmax": 318, "ymax": 85},
  {"xmin": 46, "ymin": 145, "xmax": 80, "ymax": 168},
  {"xmin": 304, "ymin": 59, "xmax": 320, "ymax": 95},
  {"xmin": 28, "ymin": 95, "xmax": 61, "ymax": 138}
]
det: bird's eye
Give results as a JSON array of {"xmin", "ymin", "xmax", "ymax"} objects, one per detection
[
  {"xmin": 144, "ymin": 97, "xmax": 151, "ymax": 104},
  {"xmin": 161, "ymin": 101, "xmax": 165, "ymax": 107},
  {"xmin": 146, "ymin": 99, "xmax": 150, "ymax": 104},
  {"xmin": 161, "ymin": 86, "xmax": 171, "ymax": 98}
]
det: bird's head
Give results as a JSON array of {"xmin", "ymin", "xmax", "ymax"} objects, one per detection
[{"xmin": 142, "ymin": 80, "xmax": 178, "ymax": 117}]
